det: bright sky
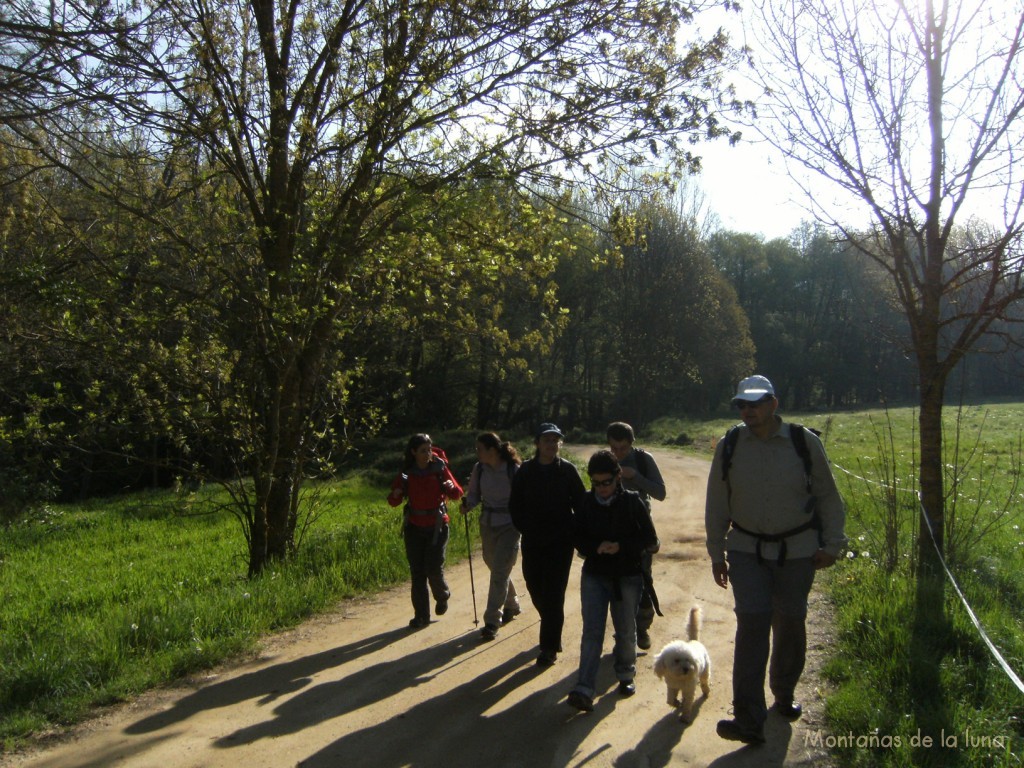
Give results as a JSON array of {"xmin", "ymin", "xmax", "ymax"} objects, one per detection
[
  {"xmin": 685, "ymin": 0, "xmax": 1020, "ymax": 242},
  {"xmin": 693, "ymin": 137, "xmax": 812, "ymax": 241},
  {"xmin": 683, "ymin": 4, "xmax": 816, "ymax": 241}
]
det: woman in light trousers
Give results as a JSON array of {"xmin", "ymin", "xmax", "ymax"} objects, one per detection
[{"xmin": 462, "ymin": 432, "xmax": 523, "ymax": 641}]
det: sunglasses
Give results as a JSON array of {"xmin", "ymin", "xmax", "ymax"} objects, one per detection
[
  {"xmin": 591, "ymin": 477, "xmax": 617, "ymax": 488},
  {"xmin": 735, "ymin": 397, "xmax": 772, "ymax": 410}
]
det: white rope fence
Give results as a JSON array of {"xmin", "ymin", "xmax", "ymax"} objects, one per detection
[{"xmin": 833, "ymin": 462, "xmax": 1024, "ymax": 695}]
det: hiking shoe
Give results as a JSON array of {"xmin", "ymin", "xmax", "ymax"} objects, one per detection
[
  {"xmin": 435, "ymin": 598, "xmax": 448, "ymax": 616},
  {"xmin": 567, "ymin": 691, "xmax": 594, "ymax": 712},
  {"xmin": 408, "ymin": 616, "xmax": 428, "ymax": 629},
  {"xmin": 480, "ymin": 623, "xmax": 499, "ymax": 641},
  {"xmin": 535, "ymin": 649, "xmax": 557, "ymax": 667},
  {"xmin": 501, "ymin": 606, "xmax": 521, "ymax": 624},
  {"xmin": 716, "ymin": 719, "xmax": 766, "ymax": 744},
  {"xmin": 772, "ymin": 700, "xmax": 803, "ymax": 720},
  {"xmin": 617, "ymin": 680, "xmax": 636, "ymax": 697},
  {"xmin": 637, "ymin": 630, "xmax": 651, "ymax": 650}
]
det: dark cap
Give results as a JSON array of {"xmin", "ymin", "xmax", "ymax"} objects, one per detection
[{"xmin": 536, "ymin": 422, "xmax": 564, "ymax": 439}]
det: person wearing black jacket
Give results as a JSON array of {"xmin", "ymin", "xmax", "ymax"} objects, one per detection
[
  {"xmin": 509, "ymin": 423, "xmax": 587, "ymax": 667},
  {"xmin": 566, "ymin": 449, "xmax": 660, "ymax": 712}
]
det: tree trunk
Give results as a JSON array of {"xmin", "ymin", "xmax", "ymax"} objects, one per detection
[{"xmin": 917, "ymin": 370, "xmax": 945, "ymax": 570}]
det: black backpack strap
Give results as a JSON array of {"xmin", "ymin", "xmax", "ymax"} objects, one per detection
[
  {"xmin": 721, "ymin": 425, "xmax": 741, "ymax": 483},
  {"xmin": 788, "ymin": 423, "xmax": 813, "ymax": 494},
  {"xmin": 634, "ymin": 448, "xmax": 651, "ymax": 478}
]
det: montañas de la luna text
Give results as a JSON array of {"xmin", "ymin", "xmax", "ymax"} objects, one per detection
[{"xmin": 805, "ymin": 729, "xmax": 1009, "ymax": 751}]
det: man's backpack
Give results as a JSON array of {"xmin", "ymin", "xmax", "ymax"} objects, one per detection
[
  {"xmin": 720, "ymin": 423, "xmax": 820, "ymax": 494},
  {"xmin": 720, "ymin": 423, "xmax": 824, "ymax": 562}
]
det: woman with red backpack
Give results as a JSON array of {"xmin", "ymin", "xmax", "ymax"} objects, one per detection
[{"xmin": 388, "ymin": 434, "xmax": 464, "ymax": 629}]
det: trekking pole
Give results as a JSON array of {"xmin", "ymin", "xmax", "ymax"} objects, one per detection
[{"xmin": 462, "ymin": 508, "xmax": 479, "ymax": 626}]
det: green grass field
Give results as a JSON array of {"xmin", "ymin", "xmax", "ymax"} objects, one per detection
[{"xmin": 1, "ymin": 409, "xmax": 1023, "ymax": 765}]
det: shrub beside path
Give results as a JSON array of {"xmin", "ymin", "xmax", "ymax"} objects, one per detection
[{"xmin": 3, "ymin": 447, "xmax": 836, "ymax": 768}]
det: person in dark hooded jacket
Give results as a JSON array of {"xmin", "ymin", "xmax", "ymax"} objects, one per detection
[{"xmin": 565, "ymin": 449, "xmax": 660, "ymax": 712}]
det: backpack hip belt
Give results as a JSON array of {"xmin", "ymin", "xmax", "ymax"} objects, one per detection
[
  {"xmin": 404, "ymin": 504, "xmax": 448, "ymax": 543},
  {"xmin": 730, "ymin": 519, "xmax": 817, "ymax": 566},
  {"xmin": 481, "ymin": 505, "xmax": 510, "ymax": 527}
]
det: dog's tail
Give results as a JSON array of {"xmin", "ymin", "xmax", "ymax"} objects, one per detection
[{"xmin": 687, "ymin": 605, "xmax": 702, "ymax": 642}]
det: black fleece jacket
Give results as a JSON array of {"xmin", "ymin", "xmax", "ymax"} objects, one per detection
[
  {"xmin": 572, "ymin": 488, "xmax": 659, "ymax": 579},
  {"xmin": 509, "ymin": 457, "xmax": 586, "ymax": 546}
]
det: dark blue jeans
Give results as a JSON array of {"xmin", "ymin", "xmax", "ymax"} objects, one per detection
[
  {"xmin": 404, "ymin": 523, "xmax": 450, "ymax": 621},
  {"xmin": 726, "ymin": 551, "xmax": 815, "ymax": 729},
  {"xmin": 573, "ymin": 571, "xmax": 643, "ymax": 698}
]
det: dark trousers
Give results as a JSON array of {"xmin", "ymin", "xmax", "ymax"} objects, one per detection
[
  {"xmin": 404, "ymin": 523, "xmax": 450, "ymax": 621},
  {"xmin": 727, "ymin": 552, "xmax": 815, "ymax": 729},
  {"xmin": 520, "ymin": 538, "xmax": 574, "ymax": 654}
]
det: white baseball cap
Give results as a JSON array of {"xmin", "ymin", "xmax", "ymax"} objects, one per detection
[{"xmin": 732, "ymin": 375, "xmax": 775, "ymax": 404}]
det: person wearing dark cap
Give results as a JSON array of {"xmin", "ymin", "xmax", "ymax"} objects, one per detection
[
  {"xmin": 566, "ymin": 449, "xmax": 660, "ymax": 712},
  {"xmin": 509, "ymin": 422, "xmax": 587, "ymax": 667},
  {"xmin": 706, "ymin": 375, "xmax": 846, "ymax": 744}
]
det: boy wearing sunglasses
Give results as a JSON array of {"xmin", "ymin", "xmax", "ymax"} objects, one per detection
[
  {"xmin": 566, "ymin": 449, "xmax": 660, "ymax": 712},
  {"xmin": 705, "ymin": 375, "xmax": 846, "ymax": 744}
]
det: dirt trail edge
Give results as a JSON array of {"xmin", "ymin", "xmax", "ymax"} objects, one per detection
[{"xmin": 4, "ymin": 447, "xmax": 836, "ymax": 768}]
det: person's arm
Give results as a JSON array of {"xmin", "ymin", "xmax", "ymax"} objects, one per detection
[
  {"xmin": 565, "ymin": 461, "xmax": 587, "ymax": 512},
  {"xmin": 631, "ymin": 451, "xmax": 666, "ymax": 502},
  {"xmin": 387, "ymin": 474, "xmax": 405, "ymax": 507},
  {"xmin": 705, "ymin": 441, "xmax": 731, "ymax": 587},
  {"xmin": 571, "ymin": 498, "xmax": 600, "ymax": 558},
  {"xmin": 620, "ymin": 494, "xmax": 659, "ymax": 561},
  {"xmin": 808, "ymin": 434, "xmax": 847, "ymax": 564},
  {"xmin": 441, "ymin": 465, "xmax": 463, "ymax": 501},
  {"xmin": 636, "ymin": 496, "xmax": 661, "ymax": 553},
  {"xmin": 509, "ymin": 463, "xmax": 531, "ymax": 535},
  {"xmin": 462, "ymin": 463, "xmax": 481, "ymax": 512}
]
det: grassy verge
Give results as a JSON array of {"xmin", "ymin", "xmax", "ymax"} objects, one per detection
[{"xmin": 0, "ymin": 433, "xmax": 483, "ymax": 750}]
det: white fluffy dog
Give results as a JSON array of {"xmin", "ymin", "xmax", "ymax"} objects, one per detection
[{"xmin": 653, "ymin": 606, "xmax": 711, "ymax": 723}]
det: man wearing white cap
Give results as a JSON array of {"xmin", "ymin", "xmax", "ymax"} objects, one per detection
[{"xmin": 705, "ymin": 375, "xmax": 846, "ymax": 744}]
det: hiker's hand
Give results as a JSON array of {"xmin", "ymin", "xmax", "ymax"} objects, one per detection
[
  {"xmin": 712, "ymin": 561, "xmax": 729, "ymax": 589},
  {"xmin": 620, "ymin": 466, "xmax": 636, "ymax": 480},
  {"xmin": 459, "ymin": 500, "xmax": 469, "ymax": 515},
  {"xmin": 597, "ymin": 541, "xmax": 619, "ymax": 555},
  {"xmin": 441, "ymin": 479, "xmax": 455, "ymax": 494},
  {"xmin": 388, "ymin": 487, "xmax": 403, "ymax": 501},
  {"xmin": 813, "ymin": 550, "xmax": 837, "ymax": 570}
]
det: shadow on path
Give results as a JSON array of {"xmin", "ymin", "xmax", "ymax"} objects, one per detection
[
  {"xmin": 125, "ymin": 626, "xmax": 411, "ymax": 735},
  {"xmin": 291, "ymin": 651, "xmax": 609, "ymax": 768},
  {"xmin": 706, "ymin": 719, "xmax": 793, "ymax": 768},
  {"xmin": 209, "ymin": 630, "xmax": 489, "ymax": 747}
]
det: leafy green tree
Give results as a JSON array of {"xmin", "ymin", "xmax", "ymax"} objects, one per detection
[{"xmin": 2, "ymin": 0, "xmax": 744, "ymax": 574}]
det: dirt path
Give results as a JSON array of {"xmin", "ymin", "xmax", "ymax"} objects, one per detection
[{"xmin": 3, "ymin": 447, "xmax": 835, "ymax": 768}]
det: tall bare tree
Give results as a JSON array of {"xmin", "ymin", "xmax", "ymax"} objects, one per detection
[
  {"xmin": 1, "ymin": 0, "xmax": 744, "ymax": 574},
  {"xmin": 749, "ymin": 0, "xmax": 1024, "ymax": 567}
]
